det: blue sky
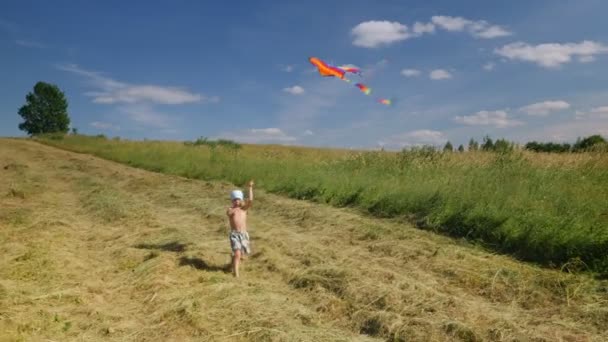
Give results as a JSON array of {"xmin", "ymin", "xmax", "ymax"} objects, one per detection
[{"xmin": 2, "ymin": 0, "xmax": 608, "ymax": 149}]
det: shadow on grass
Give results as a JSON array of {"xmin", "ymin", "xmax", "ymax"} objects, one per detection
[
  {"xmin": 179, "ymin": 256, "xmax": 231, "ymax": 273},
  {"xmin": 134, "ymin": 241, "xmax": 188, "ymax": 253}
]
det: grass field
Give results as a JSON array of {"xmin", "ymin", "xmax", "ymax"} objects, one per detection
[
  {"xmin": 2, "ymin": 138, "xmax": 608, "ymax": 341},
  {"xmin": 37, "ymin": 134, "xmax": 608, "ymax": 276}
]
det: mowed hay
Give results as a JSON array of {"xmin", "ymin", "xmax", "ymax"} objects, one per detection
[{"xmin": 0, "ymin": 138, "xmax": 607, "ymax": 341}]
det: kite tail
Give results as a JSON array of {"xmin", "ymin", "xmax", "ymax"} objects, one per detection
[{"xmin": 377, "ymin": 98, "xmax": 394, "ymax": 106}]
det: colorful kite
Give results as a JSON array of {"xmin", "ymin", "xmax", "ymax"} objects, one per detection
[
  {"xmin": 309, "ymin": 56, "xmax": 392, "ymax": 106},
  {"xmin": 355, "ymin": 83, "xmax": 371, "ymax": 95},
  {"xmin": 337, "ymin": 64, "xmax": 362, "ymax": 76},
  {"xmin": 308, "ymin": 57, "xmax": 350, "ymax": 81}
]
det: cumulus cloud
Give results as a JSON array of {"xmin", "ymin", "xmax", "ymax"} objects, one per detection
[
  {"xmin": 429, "ymin": 69, "xmax": 452, "ymax": 80},
  {"xmin": 413, "ymin": 22, "xmax": 435, "ymax": 35},
  {"xmin": 454, "ymin": 110, "xmax": 524, "ymax": 128},
  {"xmin": 352, "ymin": 16, "xmax": 509, "ymax": 48},
  {"xmin": 431, "ymin": 15, "xmax": 511, "ymax": 38},
  {"xmin": 431, "ymin": 16, "xmax": 471, "ymax": 31},
  {"xmin": 520, "ymin": 100, "xmax": 570, "ymax": 116},
  {"xmin": 494, "ymin": 41, "xmax": 608, "ymax": 68},
  {"xmin": 378, "ymin": 129, "xmax": 447, "ymax": 149},
  {"xmin": 283, "ymin": 85, "xmax": 305, "ymax": 95},
  {"xmin": 351, "ymin": 20, "xmax": 412, "ymax": 48},
  {"xmin": 56, "ymin": 63, "xmax": 214, "ymax": 105},
  {"xmin": 401, "ymin": 69, "xmax": 421, "ymax": 77},
  {"xmin": 472, "ymin": 24, "xmax": 512, "ymax": 39}
]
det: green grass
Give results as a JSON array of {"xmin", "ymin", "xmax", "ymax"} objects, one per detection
[{"xmin": 36, "ymin": 135, "xmax": 608, "ymax": 275}]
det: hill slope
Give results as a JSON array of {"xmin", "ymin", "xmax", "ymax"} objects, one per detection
[{"xmin": 1, "ymin": 139, "xmax": 607, "ymax": 341}]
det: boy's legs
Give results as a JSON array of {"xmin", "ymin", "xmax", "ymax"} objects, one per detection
[{"xmin": 232, "ymin": 249, "xmax": 241, "ymax": 277}]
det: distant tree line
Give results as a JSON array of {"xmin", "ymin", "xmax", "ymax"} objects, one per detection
[
  {"xmin": 524, "ymin": 135, "xmax": 607, "ymax": 153},
  {"xmin": 440, "ymin": 134, "xmax": 607, "ymax": 153}
]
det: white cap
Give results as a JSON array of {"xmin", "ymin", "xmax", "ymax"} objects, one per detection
[{"xmin": 230, "ymin": 190, "xmax": 244, "ymax": 200}]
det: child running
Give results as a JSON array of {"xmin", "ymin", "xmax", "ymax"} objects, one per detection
[{"xmin": 226, "ymin": 180, "xmax": 254, "ymax": 278}]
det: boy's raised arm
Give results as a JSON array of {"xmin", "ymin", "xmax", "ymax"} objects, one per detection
[{"xmin": 244, "ymin": 180, "xmax": 254, "ymax": 210}]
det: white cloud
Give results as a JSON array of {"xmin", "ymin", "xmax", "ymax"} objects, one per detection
[
  {"xmin": 283, "ymin": 85, "xmax": 305, "ymax": 95},
  {"xmin": 591, "ymin": 106, "xmax": 608, "ymax": 115},
  {"xmin": 282, "ymin": 65, "xmax": 294, "ymax": 72},
  {"xmin": 91, "ymin": 85, "xmax": 202, "ymax": 104},
  {"xmin": 454, "ymin": 110, "xmax": 524, "ymax": 128},
  {"xmin": 379, "ymin": 129, "xmax": 447, "ymax": 148},
  {"xmin": 401, "ymin": 69, "xmax": 421, "ymax": 77},
  {"xmin": 494, "ymin": 41, "xmax": 608, "ymax": 68},
  {"xmin": 431, "ymin": 16, "xmax": 511, "ymax": 39},
  {"xmin": 483, "ymin": 62, "xmax": 495, "ymax": 71},
  {"xmin": 429, "ymin": 69, "xmax": 452, "ymax": 80},
  {"xmin": 351, "ymin": 20, "xmax": 411, "ymax": 48},
  {"xmin": 472, "ymin": 24, "xmax": 512, "ymax": 39},
  {"xmin": 431, "ymin": 16, "xmax": 471, "ymax": 31},
  {"xmin": 57, "ymin": 64, "xmax": 212, "ymax": 105},
  {"xmin": 413, "ymin": 22, "xmax": 435, "ymax": 35},
  {"xmin": 352, "ymin": 16, "xmax": 509, "ymax": 49},
  {"xmin": 90, "ymin": 121, "xmax": 120, "ymax": 130},
  {"xmin": 303, "ymin": 129, "xmax": 314, "ymax": 136},
  {"xmin": 218, "ymin": 127, "xmax": 297, "ymax": 144},
  {"xmin": 520, "ymin": 100, "xmax": 570, "ymax": 116},
  {"xmin": 575, "ymin": 106, "xmax": 608, "ymax": 120}
]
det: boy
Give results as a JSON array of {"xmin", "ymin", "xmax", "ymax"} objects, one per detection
[{"xmin": 226, "ymin": 180, "xmax": 254, "ymax": 278}]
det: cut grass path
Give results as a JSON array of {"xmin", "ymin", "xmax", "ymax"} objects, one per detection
[{"xmin": 1, "ymin": 139, "xmax": 607, "ymax": 341}]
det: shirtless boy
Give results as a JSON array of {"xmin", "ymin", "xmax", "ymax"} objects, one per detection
[{"xmin": 226, "ymin": 180, "xmax": 254, "ymax": 278}]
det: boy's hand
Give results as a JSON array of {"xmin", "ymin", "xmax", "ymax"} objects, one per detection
[{"xmin": 248, "ymin": 180, "xmax": 254, "ymax": 188}]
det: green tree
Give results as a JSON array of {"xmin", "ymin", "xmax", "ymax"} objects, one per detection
[
  {"xmin": 493, "ymin": 138, "xmax": 513, "ymax": 152},
  {"xmin": 18, "ymin": 81, "xmax": 70, "ymax": 135},
  {"xmin": 443, "ymin": 141, "xmax": 453, "ymax": 152},
  {"xmin": 573, "ymin": 134, "xmax": 606, "ymax": 151},
  {"xmin": 457, "ymin": 144, "xmax": 465, "ymax": 152},
  {"xmin": 468, "ymin": 138, "xmax": 479, "ymax": 151},
  {"xmin": 481, "ymin": 135, "xmax": 494, "ymax": 151}
]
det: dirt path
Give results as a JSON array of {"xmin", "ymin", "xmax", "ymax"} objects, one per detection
[{"xmin": 1, "ymin": 139, "xmax": 606, "ymax": 341}]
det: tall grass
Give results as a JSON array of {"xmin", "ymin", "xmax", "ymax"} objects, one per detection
[{"xmin": 37, "ymin": 135, "xmax": 608, "ymax": 275}]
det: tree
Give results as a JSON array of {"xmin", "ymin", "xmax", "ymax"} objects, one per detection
[
  {"xmin": 493, "ymin": 138, "xmax": 513, "ymax": 153},
  {"xmin": 573, "ymin": 134, "xmax": 606, "ymax": 151},
  {"xmin": 525, "ymin": 141, "xmax": 571, "ymax": 153},
  {"xmin": 481, "ymin": 135, "xmax": 494, "ymax": 151},
  {"xmin": 443, "ymin": 141, "xmax": 453, "ymax": 152},
  {"xmin": 468, "ymin": 138, "xmax": 479, "ymax": 151},
  {"xmin": 457, "ymin": 144, "xmax": 465, "ymax": 152},
  {"xmin": 18, "ymin": 81, "xmax": 70, "ymax": 135}
]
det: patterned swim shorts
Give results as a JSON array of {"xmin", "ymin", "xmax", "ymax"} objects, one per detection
[{"xmin": 230, "ymin": 230, "xmax": 251, "ymax": 255}]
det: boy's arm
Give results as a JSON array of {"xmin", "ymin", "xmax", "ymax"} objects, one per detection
[{"xmin": 243, "ymin": 180, "xmax": 254, "ymax": 210}]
